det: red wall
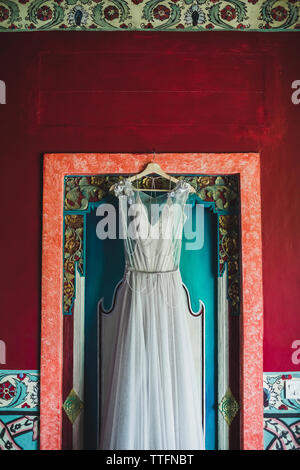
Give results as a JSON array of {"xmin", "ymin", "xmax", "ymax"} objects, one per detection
[{"xmin": 0, "ymin": 32, "xmax": 299, "ymax": 372}]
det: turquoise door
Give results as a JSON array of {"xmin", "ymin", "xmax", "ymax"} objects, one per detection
[
  {"xmin": 84, "ymin": 194, "xmax": 218, "ymax": 449},
  {"xmin": 180, "ymin": 195, "xmax": 218, "ymax": 450}
]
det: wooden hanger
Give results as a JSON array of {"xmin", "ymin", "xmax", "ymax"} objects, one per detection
[{"xmin": 110, "ymin": 158, "xmax": 195, "ymax": 193}]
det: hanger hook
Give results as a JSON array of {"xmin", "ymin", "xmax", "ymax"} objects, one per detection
[{"xmin": 152, "ymin": 150, "xmax": 156, "ymax": 162}]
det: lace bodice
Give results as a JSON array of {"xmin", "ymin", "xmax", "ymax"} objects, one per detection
[{"xmin": 114, "ymin": 178, "xmax": 192, "ymax": 273}]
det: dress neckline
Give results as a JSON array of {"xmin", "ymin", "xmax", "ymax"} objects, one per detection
[
  {"xmin": 135, "ymin": 188, "xmax": 173, "ymax": 201},
  {"xmin": 137, "ymin": 194, "xmax": 173, "ymax": 229}
]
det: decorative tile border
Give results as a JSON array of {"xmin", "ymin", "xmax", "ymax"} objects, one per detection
[
  {"xmin": 0, "ymin": 369, "xmax": 298, "ymax": 449},
  {"xmin": 0, "ymin": 370, "xmax": 39, "ymax": 412},
  {"xmin": 0, "ymin": 414, "xmax": 39, "ymax": 450},
  {"xmin": 0, "ymin": 0, "xmax": 299, "ymax": 32},
  {"xmin": 264, "ymin": 372, "xmax": 300, "ymax": 450},
  {"xmin": 264, "ymin": 416, "xmax": 300, "ymax": 450},
  {"xmin": 264, "ymin": 372, "xmax": 300, "ymax": 414},
  {"xmin": 0, "ymin": 370, "xmax": 39, "ymax": 450}
]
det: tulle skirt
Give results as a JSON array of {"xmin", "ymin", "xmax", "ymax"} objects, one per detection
[{"xmin": 99, "ymin": 268, "xmax": 205, "ymax": 450}]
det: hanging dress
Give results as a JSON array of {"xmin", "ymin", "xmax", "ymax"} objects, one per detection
[{"xmin": 99, "ymin": 178, "xmax": 205, "ymax": 450}]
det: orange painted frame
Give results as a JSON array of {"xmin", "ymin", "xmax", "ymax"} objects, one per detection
[{"xmin": 40, "ymin": 153, "xmax": 263, "ymax": 450}]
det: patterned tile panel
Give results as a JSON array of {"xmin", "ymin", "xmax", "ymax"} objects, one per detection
[
  {"xmin": 0, "ymin": 370, "xmax": 39, "ymax": 412},
  {"xmin": 264, "ymin": 372, "xmax": 300, "ymax": 414},
  {"xmin": 0, "ymin": 0, "xmax": 299, "ymax": 32},
  {"xmin": 264, "ymin": 372, "xmax": 300, "ymax": 450},
  {"xmin": 0, "ymin": 414, "xmax": 39, "ymax": 450},
  {"xmin": 264, "ymin": 416, "xmax": 300, "ymax": 450}
]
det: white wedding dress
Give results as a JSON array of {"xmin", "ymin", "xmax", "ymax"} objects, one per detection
[{"xmin": 99, "ymin": 179, "xmax": 205, "ymax": 450}]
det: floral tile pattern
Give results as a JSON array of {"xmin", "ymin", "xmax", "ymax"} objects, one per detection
[
  {"xmin": 264, "ymin": 372, "xmax": 300, "ymax": 413},
  {"xmin": 264, "ymin": 416, "xmax": 300, "ymax": 450},
  {"xmin": 0, "ymin": 0, "xmax": 299, "ymax": 32},
  {"xmin": 0, "ymin": 371, "xmax": 39, "ymax": 412},
  {"xmin": 0, "ymin": 414, "xmax": 39, "ymax": 450},
  {"xmin": 264, "ymin": 372, "xmax": 300, "ymax": 450}
]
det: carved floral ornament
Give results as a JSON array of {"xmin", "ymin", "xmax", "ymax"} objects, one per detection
[
  {"xmin": 63, "ymin": 174, "xmax": 241, "ymax": 315},
  {"xmin": 0, "ymin": 0, "xmax": 299, "ymax": 32}
]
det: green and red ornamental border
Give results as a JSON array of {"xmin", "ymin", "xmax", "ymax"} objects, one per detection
[{"xmin": 0, "ymin": 0, "xmax": 299, "ymax": 32}]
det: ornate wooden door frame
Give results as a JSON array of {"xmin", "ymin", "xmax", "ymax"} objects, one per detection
[{"xmin": 40, "ymin": 153, "xmax": 263, "ymax": 450}]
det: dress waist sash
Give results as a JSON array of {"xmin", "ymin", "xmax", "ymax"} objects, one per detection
[{"xmin": 125, "ymin": 266, "xmax": 179, "ymax": 274}]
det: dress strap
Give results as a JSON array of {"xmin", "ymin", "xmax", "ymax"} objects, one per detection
[{"xmin": 169, "ymin": 180, "xmax": 193, "ymax": 197}]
